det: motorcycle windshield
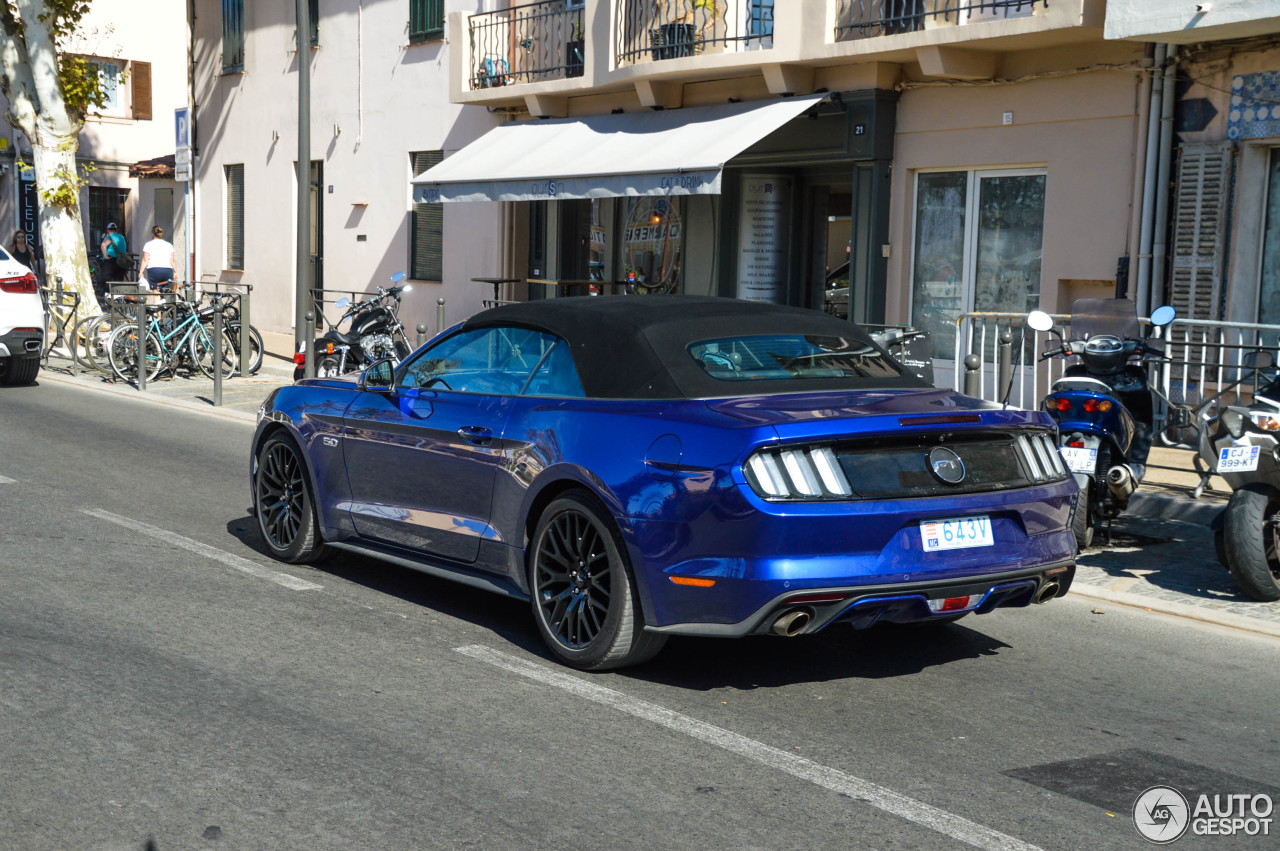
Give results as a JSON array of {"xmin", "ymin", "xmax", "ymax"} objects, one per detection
[{"xmin": 1069, "ymin": 298, "xmax": 1141, "ymax": 341}]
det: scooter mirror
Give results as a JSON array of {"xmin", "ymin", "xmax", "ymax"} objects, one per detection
[
  {"xmin": 1026, "ymin": 310, "xmax": 1055, "ymax": 333},
  {"xmin": 1150, "ymin": 305, "xmax": 1176, "ymax": 327},
  {"xmin": 391, "ymin": 271, "xmax": 407, "ymax": 284},
  {"xmin": 1247, "ymin": 350, "xmax": 1275, "ymax": 370},
  {"xmin": 336, "ymin": 297, "xmax": 351, "ymax": 308}
]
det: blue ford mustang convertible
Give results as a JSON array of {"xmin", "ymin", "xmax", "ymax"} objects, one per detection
[{"xmin": 251, "ymin": 296, "xmax": 1078, "ymax": 670}]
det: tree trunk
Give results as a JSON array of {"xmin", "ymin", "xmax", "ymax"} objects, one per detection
[{"xmin": 30, "ymin": 130, "xmax": 97, "ymax": 320}]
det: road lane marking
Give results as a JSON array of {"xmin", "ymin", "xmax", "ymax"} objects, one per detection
[
  {"xmin": 456, "ymin": 644, "xmax": 1040, "ymax": 851},
  {"xmin": 82, "ymin": 508, "xmax": 323, "ymax": 591},
  {"xmin": 0, "ymin": 475, "xmax": 16, "ymax": 484}
]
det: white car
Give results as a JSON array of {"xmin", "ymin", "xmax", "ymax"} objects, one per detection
[{"xmin": 0, "ymin": 249, "xmax": 44, "ymax": 385}]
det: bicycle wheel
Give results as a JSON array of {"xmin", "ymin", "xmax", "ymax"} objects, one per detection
[
  {"xmin": 226, "ymin": 321, "xmax": 263, "ymax": 376},
  {"xmin": 107, "ymin": 323, "xmax": 164, "ymax": 383},
  {"xmin": 189, "ymin": 322, "xmax": 237, "ymax": 379},
  {"xmin": 81, "ymin": 314, "xmax": 129, "ymax": 375}
]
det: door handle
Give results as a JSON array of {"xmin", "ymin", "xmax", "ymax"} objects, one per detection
[{"xmin": 457, "ymin": 426, "xmax": 493, "ymax": 445}]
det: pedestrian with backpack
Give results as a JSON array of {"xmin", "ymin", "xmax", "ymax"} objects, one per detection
[{"xmin": 98, "ymin": 222, "xmax": 133, "ymax": 290}]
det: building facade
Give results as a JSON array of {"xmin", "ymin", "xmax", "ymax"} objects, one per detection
[
  {"xmin": 190, "ymin": 0, "xmax": 504, "ymax": 334},
  {"xmin": 0, "ymin": 1, "xmax": 188, "ymax": 281}
]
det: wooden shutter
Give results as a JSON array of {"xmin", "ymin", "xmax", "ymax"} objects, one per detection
[
  {"xmin": 410, "ymin": 151, "xmax": 443, "ymax": 281},
  {"xmin": 409, "ymin": 0, "xmax": 444, "ymax": 43},
  {"xmin": 130, "ymin": 60, "xmax": 152, "ymax": 120},
  {"xmin": 226, "ymin": 164, "xmax": 245, "ymax": 270},
  {"xmin": 1170, "ymin": 142, "xmax": 1233, "ymax": 322}
]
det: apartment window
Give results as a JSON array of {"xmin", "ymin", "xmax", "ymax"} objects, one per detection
[
  {"xmin": 225, "ymin": 164, "xmax": 245, "ymax": 270},
  {"xmin": 409, "ymin": 0, "xmax": 445, "ymax": 44},
  {"xmin": 87, "ymin": 187, "xmax": 129, "ymax": 253},
  {"xmin": 750, "ymin": 0, "xmax": 774, "ymax": 37},
  {"xmin": 296, "ymin": 0, "xmax": 319, "ymax": 47},
  {"xmin": 909, "ymin": 169, "xmax": 1046, "ymax": 359},
  {"xmin": 223, "ymin": 0, "xmax": 244, "ymax": 73},
  {"xmin": 410, "ymin": 152, "xmax": 443, "ymax": 281},
  {"xmin": 89, "ymin": 60, "xmax": 121, "ymax": 112}
]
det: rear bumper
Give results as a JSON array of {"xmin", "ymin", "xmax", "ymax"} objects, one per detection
[
  {"xmin": 646, "ymin": 561, "xmax": 1075, "ymax": 637},
  {"xmin": 0, "ymin": 328, "xmax": 43, "ymax": 358}
]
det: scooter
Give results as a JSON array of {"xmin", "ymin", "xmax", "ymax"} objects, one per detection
[
  {"xmin": 1196, "ymin": 353, "xmax": 1280, "ymax": 601},
  {"xmin": 294, "ymin": 272, "xmax": 414, "ymax": 380},
  {"xmin": 1027, "ymin": 299, "xmax": 1177, "ymax": 549}
]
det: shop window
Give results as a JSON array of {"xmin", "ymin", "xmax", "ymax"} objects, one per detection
[
  {"xmin": 410, "ymin": 151, "xmax": 444, "ymax": 281},
  {"xmin": 88, "ymin": 187, "xmax": 129, "ymax": 253},
  {"xmin": 223, "ymin": 0, "xmax": 244, "ymax": 72},
  {"xmin": 621, "ymin": 197, "xmax": 684, "ymax": 294},
  {"xmin": 909, "ymin": 169, "xmax": 1046, "ymax": 359},
  {"xmin": 409, "ymin": 0, "xmax": 444, "ymax": 44},
  {"xmin": 225, "ymin": 164, "xmax": 244, "ymax": 270}
]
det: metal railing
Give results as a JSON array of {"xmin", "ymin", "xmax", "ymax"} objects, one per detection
[
  {"xmin": 951, "ymin": 311, "xmax": 1280, "ymax": 450},
  {"xmin": 616, "ymin": 0, "xmax": 774, "ymax": 67},
  {"xmin": 469, "ymin": 0, "xmax": 585, "ymax": 89},
  {"xmin": 834, "ymin": 0, "xmax": 1043, "ymax": 41}
]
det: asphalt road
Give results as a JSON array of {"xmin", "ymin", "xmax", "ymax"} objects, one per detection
[{"xmin": 2, "ymin": 379, "xmax": 1278, "ymax": 850}]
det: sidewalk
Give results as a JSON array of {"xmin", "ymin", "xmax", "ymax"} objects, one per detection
[{"xmin": 34, "ymin": 341, "xmax": 1280, "ymax": 639}]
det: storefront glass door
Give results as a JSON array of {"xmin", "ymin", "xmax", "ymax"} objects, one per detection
[{"xmin": 910, "ymin": 169, "xmax": 1046, "ymax": 360}]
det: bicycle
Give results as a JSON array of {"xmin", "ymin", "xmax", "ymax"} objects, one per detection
[
  {"xmin": 195, "ymin": 289, "xmax": 263, "ymax": 376},
  {"xmin": 106, "ymin": 292, "xmax": 237, "ymax": 382}
]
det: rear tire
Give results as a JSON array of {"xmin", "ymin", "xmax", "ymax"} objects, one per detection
[
  {"xmin": 529, "ymin": 491, "xmax": 666, "ymax": 670},
  {"xmin": 0, "ymin": 355, "xmax": 40, "ymax": 386},
  {"xmin": 1071, "ymin": 487, "xmax": 1094, "ymax": 551},
  {"xmin": 226, "ymin": 321, "xmax": 263, "ymax": 376},
  {"xmin": 1222, "ymin": 485, "xmax": 1280, "ymax": 602}
]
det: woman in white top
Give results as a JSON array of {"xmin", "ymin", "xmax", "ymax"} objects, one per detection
[{"xmin": 139, "ymin": 225, "xmax": 177, "ymax": 290}]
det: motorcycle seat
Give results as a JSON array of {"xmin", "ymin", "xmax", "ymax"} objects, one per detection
[
  {"xmin": 326, "ymin": 330, "xmax": 362, "ymax": 347},
  {"xmin": 1051, "ymin": 376, "xmax": 1113, "ymax": 393}
]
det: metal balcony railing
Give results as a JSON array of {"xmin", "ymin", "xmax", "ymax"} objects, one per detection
[
  {"xmin": 469, "ymin": 0, "xmax": 586, "ymax": 89},
  {"xmin": 616, "ymin": 0, "xmax": 774, "ymax": 67},
  {"xmin": 835, "ymin": 0, "xmax": 1044, "ymax": 41}
]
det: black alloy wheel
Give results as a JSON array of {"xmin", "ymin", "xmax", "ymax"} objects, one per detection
[
  {"xmin": 254, "ymin": 433, "xmax": 326, "ymax": 564},
  {"xmin": 529, "ymin": 492, "xmax": 665, "ymax": 670}
]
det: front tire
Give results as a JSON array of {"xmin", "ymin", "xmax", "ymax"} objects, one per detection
[
  {"xmin": 529, "ymin": 492, "xmax": 666, "ymax": 671},
  {"xmin": 1222, "ymin": 485, "xmax": 1280, "ymax": 601},
  {"xmin": 254, "ymin": 433, "xmax": 327, "ymax": 564}
]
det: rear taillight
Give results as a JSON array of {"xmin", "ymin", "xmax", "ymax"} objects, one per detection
[
  {"xmin": 0, "ymin": 272, "xmax": 37, "ymax": 294},
  {"xmin": 745, "ymin": 446, "xmax": 852, "ymax": 500},
  {"xmin": 1014, "ymin": 433, "xmax": 1068, "ymax": 482}
]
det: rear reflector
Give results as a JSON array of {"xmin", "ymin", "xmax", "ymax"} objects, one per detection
[
  {"xmin": 0, "ymin": 272, "xmax": 37, "ymax": 294},
  {"xmin": 669, "ymin": 576, "xmax": 716, "ymax": 588},
  {"xmin": 928, "ymin": 595, "xmax": 974, "ymax": 613},
  {"xmin": 786, "ymin": 592, "xmax": 846, "ymax": 604}
]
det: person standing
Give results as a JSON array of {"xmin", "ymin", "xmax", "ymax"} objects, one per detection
[
  {"xmin": 97, "ymin": 222, "xmax": 128, "ymax": 293},
  {"xmin": 10, "ymin": 230, "xmax": 41, "ymax": 283},
  {"xmin": 138, "ymin": 225, "xmax": 177, "ymax": 290}
]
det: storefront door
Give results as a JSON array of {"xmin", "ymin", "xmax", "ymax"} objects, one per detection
[{"xmin": 1257, "ymin": 148, "xmax": 1280, "ymax": 331}]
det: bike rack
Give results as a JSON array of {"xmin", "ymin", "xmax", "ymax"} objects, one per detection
[{"xmin": 198, "ymin": 281, "xmax": 254, "ymax": 373}]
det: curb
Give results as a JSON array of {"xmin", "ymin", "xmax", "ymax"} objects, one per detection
[
  {"xmin": 1122, "ymin": 490, "xmax": 1224, "ymax": 527},
  {"xmin": 37, "ymin": 367, "xmax": 262, "ymax": 426},
  {"xmin": 1068, "ymin": 583, "xmax": 1280, "ymax": 640}
]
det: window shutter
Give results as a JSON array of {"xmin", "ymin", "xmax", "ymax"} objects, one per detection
[
  {"xmin": 226, "ymin": 164, "xmax": 245, "ymax": 270},
  {"xmin": 409, "ymin": 0, "xmax": 445, "ymax": 44},
  {"xmin": 222, "ymin": 0, "xmax": 244, "ymax": 72},
  {"xmin": 1170, "ymin": 142, "xmax": 1233, "ymax": 322},
  {"xmin": 410, "ymin": 151, "xmax": 443, "ymax": 281},
  {"xmin": 130, "ymin": 60, "xmax": 152, "ymax": 120}
]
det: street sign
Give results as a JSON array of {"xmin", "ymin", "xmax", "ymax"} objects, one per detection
[
  {"xmin": 175, "ymin": 149, "xmax": 191, "ymax": 167},
  {"xmin": 175, "ymin": 107, "xmax": 191, "ymax": 182},
  {"xmin": 175, "ymin": 163, "xmax": 192, "ymax": 182}
]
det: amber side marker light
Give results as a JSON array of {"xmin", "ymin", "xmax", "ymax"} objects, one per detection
[{"xmin": 670, "ymin": 576, "xmax": 716, "ymax": 588}]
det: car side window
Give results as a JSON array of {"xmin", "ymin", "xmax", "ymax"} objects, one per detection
[
  {"xmin": 398, "ymin": 326, "xmax": 554, "ymax": 395},
  {"xmin": 522, "ymin": 340, "xmax": 585, "ymax": 398}
]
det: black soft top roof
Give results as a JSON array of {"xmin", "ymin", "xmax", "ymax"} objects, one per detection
[{"xmin": 461, "ymin": 295, "xmax": 926, "ymax": 400}]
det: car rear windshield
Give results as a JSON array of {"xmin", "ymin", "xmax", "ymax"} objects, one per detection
[{"xmin": 689, "ymin": 335, "xmax": 904, "ymax": 382}]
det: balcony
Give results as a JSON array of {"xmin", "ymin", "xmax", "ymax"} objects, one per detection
[
  {"xmin": 468, "ymin": 0, "xmax": 586, "ymax": 88},
  {"xmin": 834, "ymin": 0, "xmax": 1044, "ymax": 42},
  {"xmin": 449, "ymin": 0, "xmax": 1101, "ymax": 109},
  {"xmin": 615, "ymin": 0, "xmax": 774, "ymax": 67}
]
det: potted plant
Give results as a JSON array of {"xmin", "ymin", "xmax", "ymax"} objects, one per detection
[
  {"xmin": 653, "ymin": 0, "xmax": 717, "ymax": 60},
  {"xmin": 565, "ymin": 21, "xmax": 584, "ymax": 78}
]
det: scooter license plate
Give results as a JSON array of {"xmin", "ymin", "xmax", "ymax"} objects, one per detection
[
  {"xmin": 1218, "ymin": 445, "xmax": 1261, "ymax": 473},
  {"xmin": 1059, "ymin": 446, "xmax": 1097, "ymax": 473},
  {"xmin": 920, "ymin": 516, "xmax": 994, "ymax": 552}
]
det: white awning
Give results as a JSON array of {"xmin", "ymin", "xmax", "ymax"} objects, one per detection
[{"xmin": 411, "ymin": 95, "xmax": 826, "ymax": 204}]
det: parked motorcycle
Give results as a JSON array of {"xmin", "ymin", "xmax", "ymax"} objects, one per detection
[
  {"xmin": 1027, "ymin": 299, "xmax": 1177, "ymax": 549},
  {"xmin": 294, "ymin": 273, "xmax": 414, "ymax": 380},
  {"xmin": 1196, "ymin": 353, "xmax": 1280, "ymax": 601}
]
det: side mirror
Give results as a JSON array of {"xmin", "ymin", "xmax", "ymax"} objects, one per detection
[
  {"xmin": 1027, "ymin": 310, "xmax": 1055, "ymax": 333},
  {"xmin": 1150, "ymin": 305, "xmax": 1176, "ymax": 327},
  {"xmin": 391, "ymin": 271, "xmax": 407, "ymax": 284},
  {"xmin": 336, "ymin": 297, "xmax": 351, "ymax": 308},
  {"xmin": 1247, "ymin": 350, "xmax": 1275, "ymax": 371},
  {"xmin": 358, "ymin": 359, "xmax": 395, "ymax": 393}
]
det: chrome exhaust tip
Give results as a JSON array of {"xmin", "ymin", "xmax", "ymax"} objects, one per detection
[
  {"xmin": 1034, "ymin": 581, "xmax": 1061, "ymax": 604},
  {"xmin": 771, "ymin": 609, "xmax": 812, "ymax": 637},
  {"xmin": 1106, "ymin": 464, "xmax": 1136, "ymax": 500},
  {"xmin": 24, "ymin": 339, "xmax": 40, "ymax": 352}
]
